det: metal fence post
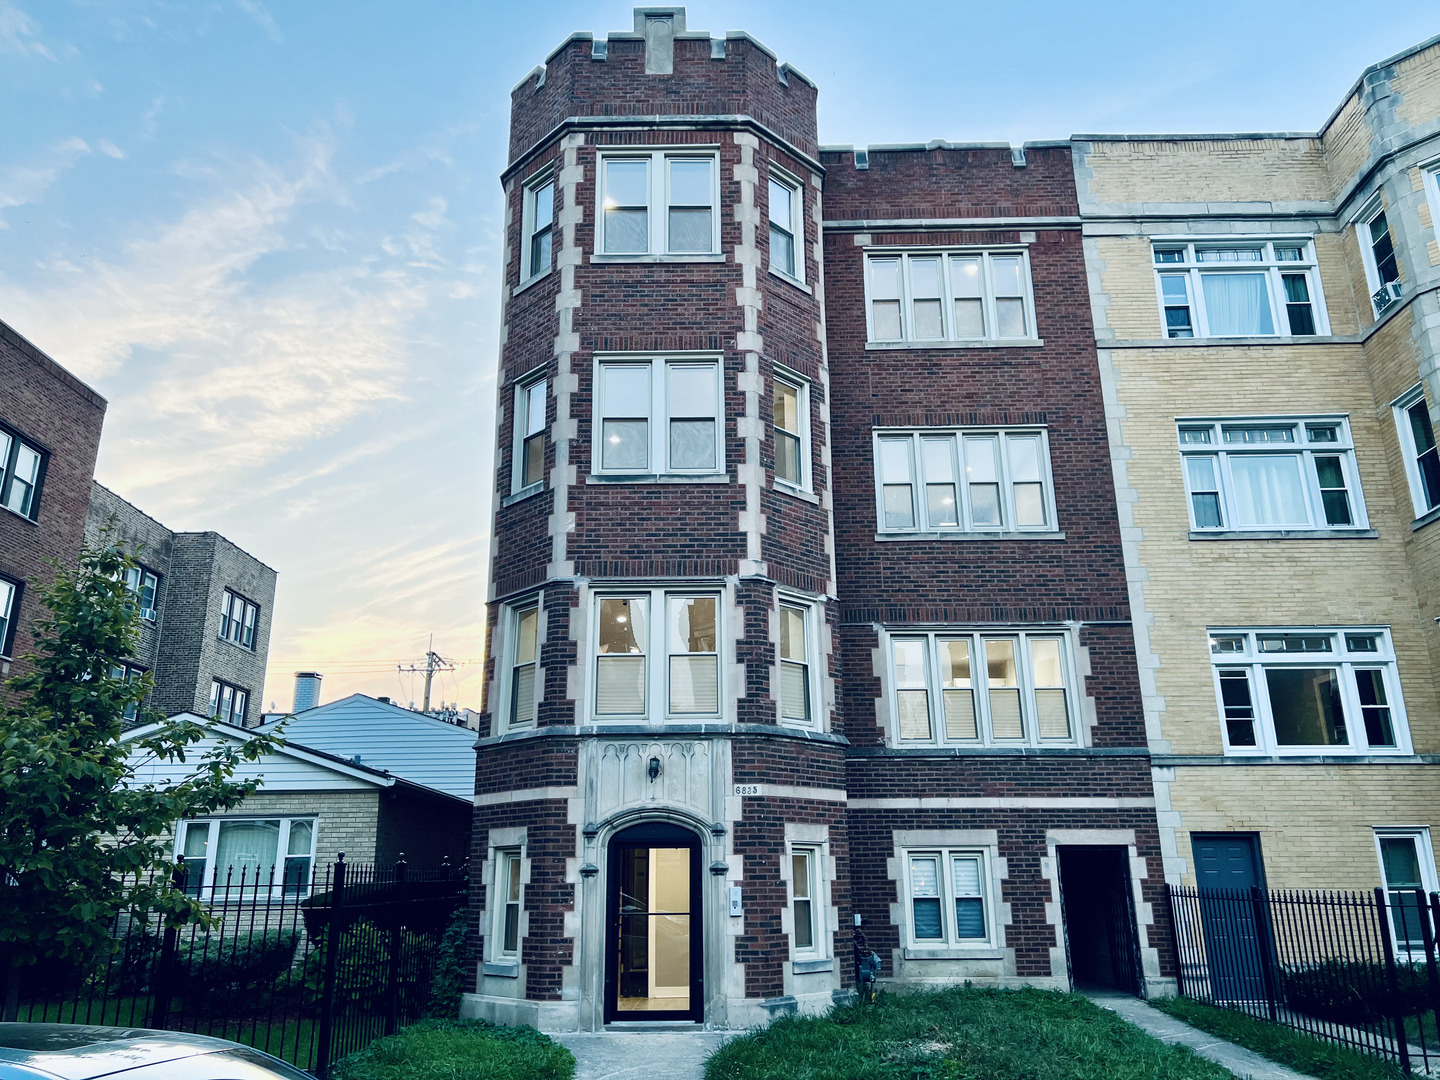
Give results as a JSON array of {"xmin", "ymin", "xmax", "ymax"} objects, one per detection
[
  {"xmin": 1250, "ymin": 886, "xmax": 1279, "ymax": 1022},
  {"xmin": 1167, "ymin": 887, "xmax": 1185, "ymax": 999},
  {"xmin": 1376, "ymin": 886, "xmax": 1413, "ymax": 1074},
  {"xmin": 384, "ymin": 855, "xmax": 407, "ymax": 1037},
  {"xmin": 149, "ymin": 860, "xmax": 188, "ymax": 1030},
  {"xmin": 315, "ymin": 854, "xmax": 347, "ymax": 1080}
]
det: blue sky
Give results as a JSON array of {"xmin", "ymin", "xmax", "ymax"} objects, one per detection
[{"xmin": 3, "ymin": 1, "xmax": 1436, "ymax": 711}]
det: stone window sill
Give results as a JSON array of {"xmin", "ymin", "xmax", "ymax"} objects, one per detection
[
  {"xmin": 866, "ymin": 338, "xmax": 1044, "ymax": 351},
  {"xmin": 874, "ymin": 530, "xmax": 1065, "ymax": 542},
  {"xmin": 1188, "ymin": 529, "xmax": 1377, "ymax": 541},
  {"xmin": 586, "ymin": 473, "xmax": 732, "ymax": 485},
  {"xmin": 217, "ymin": 638, "xmax": 257, "ymax": 655},
  {"xmin": 774, "ymin": 482, "xmax": 819, "ymax": 504},
  {"xmin": 511, "ymin": 268, "xmax": 552, "ymax": 298},
  {"xmin": 501, "ymin": 484, "xmax": 545, "ymax": 508},
  {"xmin": 482, "ymin": 961, "xmax": 520, "ymax": 978},
  {"xmin": 1412, "ymin": 505, "xmax": 1440, "ymax": 532},
  {"xmin": 0, "ymin": 504, "xmax": 38, "ymax": 527},
  {"xmin": 769, "ymin": 266, "xmax": 812, "ymax": 294},
  {"xmin": 903, "ymin": 947, "xmax": 1004, "ymax": 961},
  {"xmin": 589, "ymin": 253, "xmax": 726, "ymax": 265},
  {"xmin": 792, "ymin": 958, "xmax": 833, "ymax": 974}
]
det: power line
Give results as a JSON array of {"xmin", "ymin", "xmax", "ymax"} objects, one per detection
[{"xmin": 396, "ymin": 635, "xmax": 456, "ymax": 714}]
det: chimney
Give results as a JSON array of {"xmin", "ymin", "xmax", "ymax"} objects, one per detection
[{"xmin": 293, "ymin": 671, "xmax": 323, "ymax": 712}]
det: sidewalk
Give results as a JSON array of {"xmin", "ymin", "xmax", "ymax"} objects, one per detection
[
  {"xmin": 554, "ymin": 1031, "xmax": 733, "ymax": 1080},
  {"xmin": 1086, "ymin": 992, "xmax": 1312, "ymax": 1080}
]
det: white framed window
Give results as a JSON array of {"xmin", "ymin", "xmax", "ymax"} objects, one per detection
[
  {"xmin": 768, "ymin": 172, "xmax": 803, "ymax": 281},
  {"xmin": 591, "ymin": 589, "xmax": 722, "ymax": 722},
  {"xmin": 904, "ymin": 850, "xmax": 992, "ymax": 947},
  {"xmin": 219, "ymin": 589, "xmax": 259, "ymax": 650},
  {"xmin": 503, "ymin": 599, "xmax": 541, "ymax": 729},
  {"xmin": 1374, "ymin": 829, "xmax": 1438, "ymax": 956},
  {"xmin": 596, "ymin": 149, "xmax": 719, "ymax": 256},
  {"xmin": 875, "ymin": 428, "xmax": 1056, "ymax": 534},
  {"xmin": 865, "ymin": 249, "xmax": 1034, "ymax": 343},
  {"xmin": 177, "ymin": 816, "xmax": 315, "ymax": 897},
  {"xmin": 773, "ymin": 373, "xmax": 810, "ymax": 490},
  {"xmin": 1209, "ymin": 628, "xmax": 1410, "ymax": 755},
  {"xmin": 1178, "ymin": 417, "xmax": 1367, "ymax": 533},
  {"xmin": 0, "ymin": 575, "xmax": 19, "ymax": 657},
  {"xmin": 0, "ymin": 422, "xmax": 45, "ymax": 520},
  {"xmin": 1357, "ymin": 201, "xmax": 1403, "ymax": 316},
  {"xmin": 1393, "ymin": 386, "xmax": 1440, "ymax": 519},
  {"xmin": 593, "ymin": 356, "xmax": 722, "ymax": 476},
  {"xmin": 778, "ymin": 599, "xmax": 818, "ymax": 727},
  {"xmin": 110, "ymin": 662, "xmax": 145, "ymax": 721},
  {"xmin": 513, "ymin": 376, "xmax": 548, "ymax": 493},
  {"xmin": 789, "ymin": 846, "xmax": 823, "ymax": 959},
  {"xmin": 1152, "ymin": 239, "xmax": 1328, "ymax": 338},
  {"xmin": 210, "ymin": 678, "xmax": 250, "ymax": 727},
  {"xmin": 122, "ymin": 565, "xmax": 159, "ymax": 621},
  {"xmin": 493, "ymin": 848, "xmax": 524, "ymax": 960},
  {"xmin": 889, "ymin": 630, "xmax": 1079, "ymax": 748},
  {"xmin": 522, "ymin": 171, "xmax": 555, "ymax": 282}
]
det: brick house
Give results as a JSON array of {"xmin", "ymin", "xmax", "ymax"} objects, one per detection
[
  {"xmin": 85, "ymin": 482, "xmax": 277, "ymax": 728},
  {"xmin": 465, "ymin": 8, "xmax": 1171, "ymax": 1032},
  {"xmin": 0, "ymin": 320, "xmax": 106, "ymax": 696}
]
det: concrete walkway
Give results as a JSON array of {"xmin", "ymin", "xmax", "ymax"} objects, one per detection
[
  {"xmin": 1087, "ymin": 992, "xmax": 1312, "ymax": 1080},
  {"xmin": 555, "ymin": 1031, "xmax": 734, "ymax": 1080}
]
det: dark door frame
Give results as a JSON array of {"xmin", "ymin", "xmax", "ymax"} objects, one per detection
[
  {"xmin": 1056, "ymin": 844, "xmax": 1143, "ymax": 995},
  {"xmin": 603, "ymin": 821, "xmax": 703, "ymax": 1024}
]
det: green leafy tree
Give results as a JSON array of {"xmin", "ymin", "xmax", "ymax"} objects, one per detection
[{"xmin": 0, "ymin": 545, "xmax": 283, "ymax": 1019}]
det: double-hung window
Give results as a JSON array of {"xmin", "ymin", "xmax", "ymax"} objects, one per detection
[
  {"xmin": 494, "ymin": 849, "xmax": 523, "ymax": 960},
  {"xmin": 210, "ymin": 678, "xmax": 250, "ymax": 727},
  {"xmin": 772, "ymin": 375, "xmax": 809, "ymax": 489},
  {"xmin": 593, "ymin": 590, "xmax": 721, "ymax": 722},
  {"xmin": 594, "ymin": 357, "xmax": 722, "ymax": 476},
  {"xmin": 1358, "ymin": 203, "xmax": 1402, "ymax": 316},
  {"xmin": 514, "ymin": 377, "xmax": 547, "ymax": 492},
  {"xmin": 1209, "ymin": 628, "xmax": 1409, "ymax": 755},
  {"xmin": 123, "ymin": 565, "xmax": 159, "ymax": 621},
  {"xmin": 790, "ymin": 846, "xmax": 822, "ymax": 958},
  {"xmin": 110, "ymin": 662, "xmax": 145, "ymax": 721},
  {"xmin": 597, "ymin": 150, "xmax": 718, "ymax": 256},
  {"xmin": 1375, "ymin": 829, "xmax": 1437, "ymax": 956},
  {"xmin": 906, "ymin": 850, "xmax": 991, "ymax": 947},
  {"xmin": 1394, "ymin": 387, "xmax": 1440, "ymax": 519},
  {"xmin": 875, "ymin": 428, "xmax": 1055, "ymax": 534},
  {"xmin": 768, "ymin": 174, "xmax": 802, "ymax": 280},
  {"xmin": 866, "ymin": 250, "xmax": 1033, "ymax": 343},
  {"xmin": 890, "ymin": 630, "xmax": 1078, "ymax": 747},
  {"xmin": 0, "ymin": 423, "xmax": 45, "ymax": 520},
  {"xmin": 1178, "ymin": 417, "xmax": 1366, "ymax": 533},
  {"xmin": 219, "ymin": 589, "xmax": 259, "ymax": 649},
  {"xmin": 505, "ymin": 601, "xmax": 540, "ymax": 729},
  {"xmin": 0, "ymin": 575, "xmax": 18, "ymax": 656},
  {"xmin": 778, "ymin": 601, "xmax": 817, "ymax": 727},
  {"xmin": 179, "ymin": 817, "xmax": 315, "ymax": 897},
  {"xmin": 1153, "ymin": 240, "xmax": 1326, "ymax": 338},
  {"xmin": 523, "ymin": 173, "xmax": 555, "ymax": 282}
]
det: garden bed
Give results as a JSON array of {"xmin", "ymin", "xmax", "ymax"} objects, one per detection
[{"xmin": 329, "ymin": 1019, "xmax": 574, "ymax": 1080}]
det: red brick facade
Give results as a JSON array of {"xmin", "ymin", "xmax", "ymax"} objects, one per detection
[{"xmin": 469, "ymin": 9, "xmax": 1170, "ymax": 1031}]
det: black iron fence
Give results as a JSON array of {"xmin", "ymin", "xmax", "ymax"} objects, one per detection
[
  {"xmin": 17, "ymin": 854, "xmax": 467, "ymax": 1078},
  {"xmin": 1170, "ymin": 884, "xmax": 1440, "ymax": 1073}
]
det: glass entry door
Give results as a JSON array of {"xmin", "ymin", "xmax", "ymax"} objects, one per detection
[{"xmin": 605, "ymin": 823, "xmax": 702, "ymax": 1022}]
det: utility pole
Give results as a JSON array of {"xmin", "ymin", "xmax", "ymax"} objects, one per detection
[{"xmin": 397, "ymin": 635, "xmax": 455, "ymax": 714}]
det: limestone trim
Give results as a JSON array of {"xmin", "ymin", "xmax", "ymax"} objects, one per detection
[
  {"xmin": 733, "ymin": 131, "xmax": 768, "ymax": 579},
  {"xmin": 546, "ymin": 132, "xmax": 585, "ymax": 582},
  {"xmin": 850, "ymin": 797, "xmax": 1156, "ymax": 810}
]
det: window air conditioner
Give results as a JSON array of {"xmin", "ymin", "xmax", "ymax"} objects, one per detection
[
  {"xmin": 140, "ymin": 607, "xmax": 157, "ymax": 621},
  {"xmin": 1373, "ymin": 281, "xmax": 1404, "ymax": 314}
]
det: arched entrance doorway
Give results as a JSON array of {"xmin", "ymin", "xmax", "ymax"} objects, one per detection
[{"xmin": 604, "ymin": 821, "xmax": 703, "ymax": 1023}]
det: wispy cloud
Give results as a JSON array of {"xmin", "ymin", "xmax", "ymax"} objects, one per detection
[
  {"xmin": 0, "ymin": 1, "xmax": 54, "ymax": 60},
  {"xmin": 0, "ymin": 137, "xmax": 90, "ymax": 225},
  {"xmin": 235, "ymin": 0, "xmax": 282, "ymax": 44}
]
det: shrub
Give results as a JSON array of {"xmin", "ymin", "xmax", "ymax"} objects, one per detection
[
  {"xmin": 113, "ymin": 926, "xmax": 299, "ymax": 1008},
  {"xmin": 329, "ymin": 1018, "xmax": 573, "ymax": 1080},
  {"xmin": 425, "ymin": 907, "xmax": 470, "ymax": 1019},
  {"xmin": 1284, "ymin": 960, "xmax": 1431, "ymax": 1023}
]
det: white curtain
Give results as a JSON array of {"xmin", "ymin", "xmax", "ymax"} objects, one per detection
[
  {"xmin": 1202, "ymin": 273, "xmax": 1274, "ymax": 335},
  {"xmin": 1229, "ymin": 455, "xmax": 1308, "ymax": 526},
  {"xmin": 214, "ymin": 820, "xmax": 281, "ymax": 883}
]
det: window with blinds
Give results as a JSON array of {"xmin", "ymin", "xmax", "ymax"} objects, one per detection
[
  {"xmin": 890, "ymin": 630, "xmax": 1077, "ymax": 747},
  {"xmin": 508, "ymin": 603, "xmax": 540, "ymax": 728},
  {"xmin": 906, "ymin": 850, "xmax": 991, "ymax": 947},
  {"xmin": 592, "ymin": 590, "xmax": 724, "ymax": 722}
]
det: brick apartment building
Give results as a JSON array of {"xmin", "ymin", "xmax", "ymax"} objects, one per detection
[
  {"xmin": 466, "ymin": 8, "xmax": 1172, "ymax": 1032},
  {"xmin": 86, "ymin": 482, "xmax": 277, "ymax": 727},
  {"xmin": 0, "ymin": 320, "xmax": 106, "ymax": 694}
]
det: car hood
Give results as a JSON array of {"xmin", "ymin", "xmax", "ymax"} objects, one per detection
[{"xmin": 0, "ymin": 1026, "xmax": 231, "ymax": 1080}]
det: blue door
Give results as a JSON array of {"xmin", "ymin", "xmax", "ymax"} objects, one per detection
[{"xmin": 1192, "ymin": 834, "xmax": 1270, "ymax": 1002}]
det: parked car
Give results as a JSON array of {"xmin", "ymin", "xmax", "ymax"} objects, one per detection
[{"xmin": 0, "ymin": 1025, "xmax": 312, "ymax": 1080}]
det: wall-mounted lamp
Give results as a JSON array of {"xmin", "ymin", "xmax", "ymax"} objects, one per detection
[{"xmin": 647, "ymin": 756, "xmax": 662, "ymax": 782}]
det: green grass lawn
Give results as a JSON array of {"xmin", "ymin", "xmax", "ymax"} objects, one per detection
[
  {"xmin": 1149, "ymin": 996, "xmax": 1405, "ymax": 1080},
  {"xmin": 705, "ymin": 987, "xmax": 1235, "ymax": 1080},
  {"xmin": 329, "ymin": 1019, "xmax": 574, "ymax": 1080}
]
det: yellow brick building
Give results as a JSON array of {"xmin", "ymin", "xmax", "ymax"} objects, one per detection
[{"xmin": 1075, "ymin": 34, "xmax": 1440, "ymax": 898}]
